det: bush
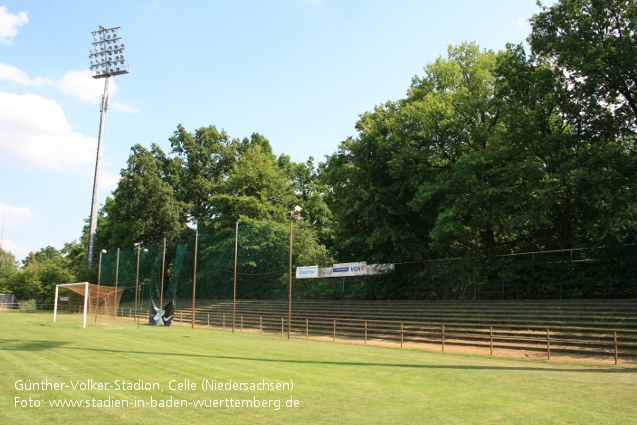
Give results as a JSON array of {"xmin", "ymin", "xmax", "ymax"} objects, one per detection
[{"xmin": 18, "ymin": 299, "xmax": 37, "ymax": 311}]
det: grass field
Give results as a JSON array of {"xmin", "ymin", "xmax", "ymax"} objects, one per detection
[{"xmin": 1, "ymin": 311, "xmax": 636, "ymax": 424}]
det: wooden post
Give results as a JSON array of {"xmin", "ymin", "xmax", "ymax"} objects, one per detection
[
  {"xmin": 260, "ymin": 316, "xmax": 263, "ymax": 333},
  {"xmin": 442, "ymin": 324, "xmax": 445, "ymax": 352},
  {"xmin": 160, "ymin": 238, "xmax": 166, "ymax": 309},
  {"xmin": 207, "ymin": 313, "xmax": 209, "ymax": 328},
  {"xmin": 547, "ymin": 328, "xmax": 551, "ymax": 360},
  {"xmin": 614, "ymin": 331, "xmax": 618, "ymax": 365},
  {"xmin": 490, "ymin": 327, "xmax": 493, "ymax": 356},
  {"xmin": 233, "ymin": 222, "xmax": 238, "ymax": 334},
  {"xmin": 306, "ymin": 318, "xmax": 309, "ymax": 338},
  {"xmin": 114, "ymin": 248, "xmax": 120, "ymax": 320},
  {"xmin": 333, "ymin": 319, "xmax": 336, "ymax": 341},
  {"xmin": 288, "ymin": 219, "xmax": 293, "ymax": 340},
  {"xmin": 192, "ymin": 230, "xmax": 198, "ymax": 330},
  {"xmin": 400, "ymin": 323, "xmax": 404, "ymax": 347},
  {"xmin": 241, "ymin": 315, "xmax": 243, "ymax": 332},
  {"xmin": 364, "ymin": 321, "xmax": 368, "ymax": 344}
]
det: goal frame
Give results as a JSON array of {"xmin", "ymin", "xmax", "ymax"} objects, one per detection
[{"xmin": 54, "ymin": 282, "xmax": 89, "ymax": 328}]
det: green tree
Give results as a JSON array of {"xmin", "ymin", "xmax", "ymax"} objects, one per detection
[
  {"xmin": 208, "ymin": 133, "xmax": 295, "ymax": 229},
  {"xmin": 279, "ymin": 155, "xmax": 334, "ymax": 247},
  {"xmin": 530, "ymin": 0, "xmax": 637, "ymax": 142},
  {"xmin": 99, "ymin": 144, "xmax": 189, "ymax": 251},
  {"xmin": 0, "ymin": 248, "xmax": 18, "ymax": 292},
  {"xmin": 4, "ymin": 247, "xmax": 74, "ymax": 303},
  {"xmin": 169, "ymin": 124, "xmax": 238, "ymax": 230}
]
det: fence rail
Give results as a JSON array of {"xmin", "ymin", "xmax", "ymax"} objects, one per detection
[
  {"xmin": 165, "ymin": 310, "xmax": 637, "ymax": 364},
  {"xmin": 11, "ymin": 301, "xmax": 636, "ymax": 363}
]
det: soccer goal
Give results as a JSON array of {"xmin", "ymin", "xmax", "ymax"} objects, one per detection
[{"xmin": 53, "ymin": 282, "xmax": 125, "ymax": 328}]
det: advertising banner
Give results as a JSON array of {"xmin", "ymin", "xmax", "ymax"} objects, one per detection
[
  {"xmin": 296, "ymin": 265, "xmax": 319, "ymax": 279},
  {"xmin": 332, "ymin": 262, "xmax": 367, "ymax": 277}
]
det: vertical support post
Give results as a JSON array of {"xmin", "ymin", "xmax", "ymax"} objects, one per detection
[
  {"xmin": 160, "ymin": 238, "xmax": 166, "ymax": 308},
  {"xmin": 288, "ymin": 219, "xmax": 293, "ymax": 340},
  {"xmin": 281, "ymin": 317, "xmax": 284, "ymax": 337},
  {"xmin": 400, "ymin": 323, "xmax": 404, "ymax": 347},
  {"xmin": 441, "ymin": 324, "xmax": 445, "ymax": 352},
  {"xmin": 333, "ymin": 319, "xmax": 336, "ymax": 341},
  {"xmin": 207, "ymin": 313, "xmax": 209, "ymax": 328},
  {"xmin": 260, "ymin": 316, "xmax": 263, "ymax": 333},
  {"xmin": 53, "ymin": 285, "xmax": 59, "ymax": 323},
  {"xmin": 87, "ymin": 76, "xmax": 110, "ymax": 267},
  {"xmin": 95, "ymin": 250, "xmax": 103, "ymax": 323},
  {"xmin": 547, "ymin": 328, "xmax": 551, "ymax": 360},
  {"xmin": 306, "ymin": 318, "xmax": 308, "ymax": 339},
  {"xmin": 364, "ymin": 321, "xmax": 367, "ymax": 344},
  {"xmin": 490, "ymin": 327, "xmax": 493, "ymax": 356},
  {"xmin": 82, "ymin": 282, "xmax": 89, "ymax": 329},
  {"xmin": 223, "ymin": 313, "xmax": 226, "ymax": 329},
  {"xmin": 192, "ymin": 230, "xmax": 198, "ymax": 329},
  {"xmin": 241, "ymin": 315, "xmax": 243, "ymax": 331},
  {"xmin": 614, "ymin": 331, "xmax": 618, "ymax": 365},
  {"xmin": 113, "ymin": 248, "xmax": 119, "ymax": 320},
  {"xmin": 233, "ymin": 222, "xmax": 238, "ymax": 334},
  {"xmin": 135, "ymin": 246, "xmax": 140, "ymax": 329}
]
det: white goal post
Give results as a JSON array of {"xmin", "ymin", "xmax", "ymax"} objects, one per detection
[{"xmin": 54, "ymin": 282, "xmax": 89, "ymax": 328}]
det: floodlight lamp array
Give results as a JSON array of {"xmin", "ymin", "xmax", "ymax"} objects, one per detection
[{"xmin": 89, "ymin": 26, "xmax": 129, "ymax": 78}]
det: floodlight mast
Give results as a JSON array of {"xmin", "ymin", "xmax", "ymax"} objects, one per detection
[{"xmin": 87, "ymin": 26, "xmax": 130, "ymax": 266}]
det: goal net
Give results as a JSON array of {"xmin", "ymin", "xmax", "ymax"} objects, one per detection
[{"xmin": 53, "ymin": 282, "xmax": 125, "ymax": 328}]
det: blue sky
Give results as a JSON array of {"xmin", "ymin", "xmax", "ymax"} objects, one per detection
[{"xmin": 0, "ymin": 0, "xmax": 541, "ymax": 261}]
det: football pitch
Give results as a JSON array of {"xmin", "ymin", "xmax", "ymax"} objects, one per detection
[{"xmin": 1, "ymin": 312, "xmax": 635, "ymax": 424}]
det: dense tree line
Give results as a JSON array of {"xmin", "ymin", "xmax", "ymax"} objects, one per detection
[{"xmin": 2, "ymin": 0, "xmax": 636, "ymax": 301}]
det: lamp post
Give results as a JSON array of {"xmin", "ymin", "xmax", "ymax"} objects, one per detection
[
  {"xmin": 94, "ymin": 249, "xmax": 107, "ymax": 323},
  {"xmin": 87, "ymin": 26, "xmax": 130, "ymax": 267},
  {"xmin": 288, "ymin": 206, "xmax": 302, "ymax": 339},
  {"xmin": 133, "ymin": 242, "xmax": 146, "ymax": 328}
]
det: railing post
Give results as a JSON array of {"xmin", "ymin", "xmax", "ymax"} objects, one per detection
[
  {"xmin": 260, "ymin": 316, "xmax": 263, "ymax": 333},
  {"xmin": 442, "ymin": 324, "xmax": 445, "ymax": 352},
  {"xmin": 281, "ymin": 317, "xmax": 284, "ymax": 337},
  {"xmin": 490, "ymin": 327, "xmax": 493, "ymax": 356},
  {"xmin": 241, "ymin": 315, "xmax": 243, "ymax": 331},
  {"xmin": 207, "ymin": 313, "xmax": 210, "ymax": 328},
  {"xmin": 333, "ymin": 319, "xmax": 336, "ymax": 341},
  {"xmin": 400, "ymin": 323, "xmax": 404, "ymax": 348},
  {"xmin": 614, "ymin": 331, "xmax": 618, "ymax": 365},
  {"xmin": 223, "ymin": 313, "xmax": 226, "ymax": 329},
  {"xmin": 364, "ymin": 321, "xmax": 368, "ymax": 344},
  {"xmin": 306, "ymin": 318, "xmax": 308, "ymax": 338},
  {"xmin": 547, "ymin": 328, "xmax": 551, "ymax": 360}
]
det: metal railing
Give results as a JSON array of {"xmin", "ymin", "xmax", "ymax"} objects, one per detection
[{"xmin": 171, "ymin": 310, "xmax": 637, "ymax": 364}]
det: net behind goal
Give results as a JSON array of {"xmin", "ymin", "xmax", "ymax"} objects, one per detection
[{"xmin": 54, "ymin": 282, "xmax": 125, "ymax": 328}]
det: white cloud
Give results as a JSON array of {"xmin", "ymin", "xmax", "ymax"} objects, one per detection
[
  {"xmin": 0, "ymin": 203, "xmax": 36, "ymax": 228},
  {"xmin": 58, "ymin": 70, "xmax": 117, "ymax": 104},
  {"xmin": 0, "ymin": 239, "xmax": 33, "ymax": 261},
  {"xmin": 0, "ymin": 62, "xmax": 53, "ymax": 86},
  {"xmin": 100, "ymin": 170, "xmax": 121, "ymax": 191},
  {"xmin": 0, "ymin": 6, "xmax": 28, "ymax": 45},
  {"xmin": 112, "ymin": 101, "xmax": 138, "ymax": 114},
  {"xmin": 0, "ymin": 92, "xmax": 95, "ymax": 170},
  {"xmin": 58, "ymin": 70, "xmax": 136, "ymax": 113}
]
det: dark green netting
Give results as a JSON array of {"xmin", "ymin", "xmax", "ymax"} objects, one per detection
[{"xmin": 96, "ymin": 225, "xmax": 637, "ymax": 327}]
